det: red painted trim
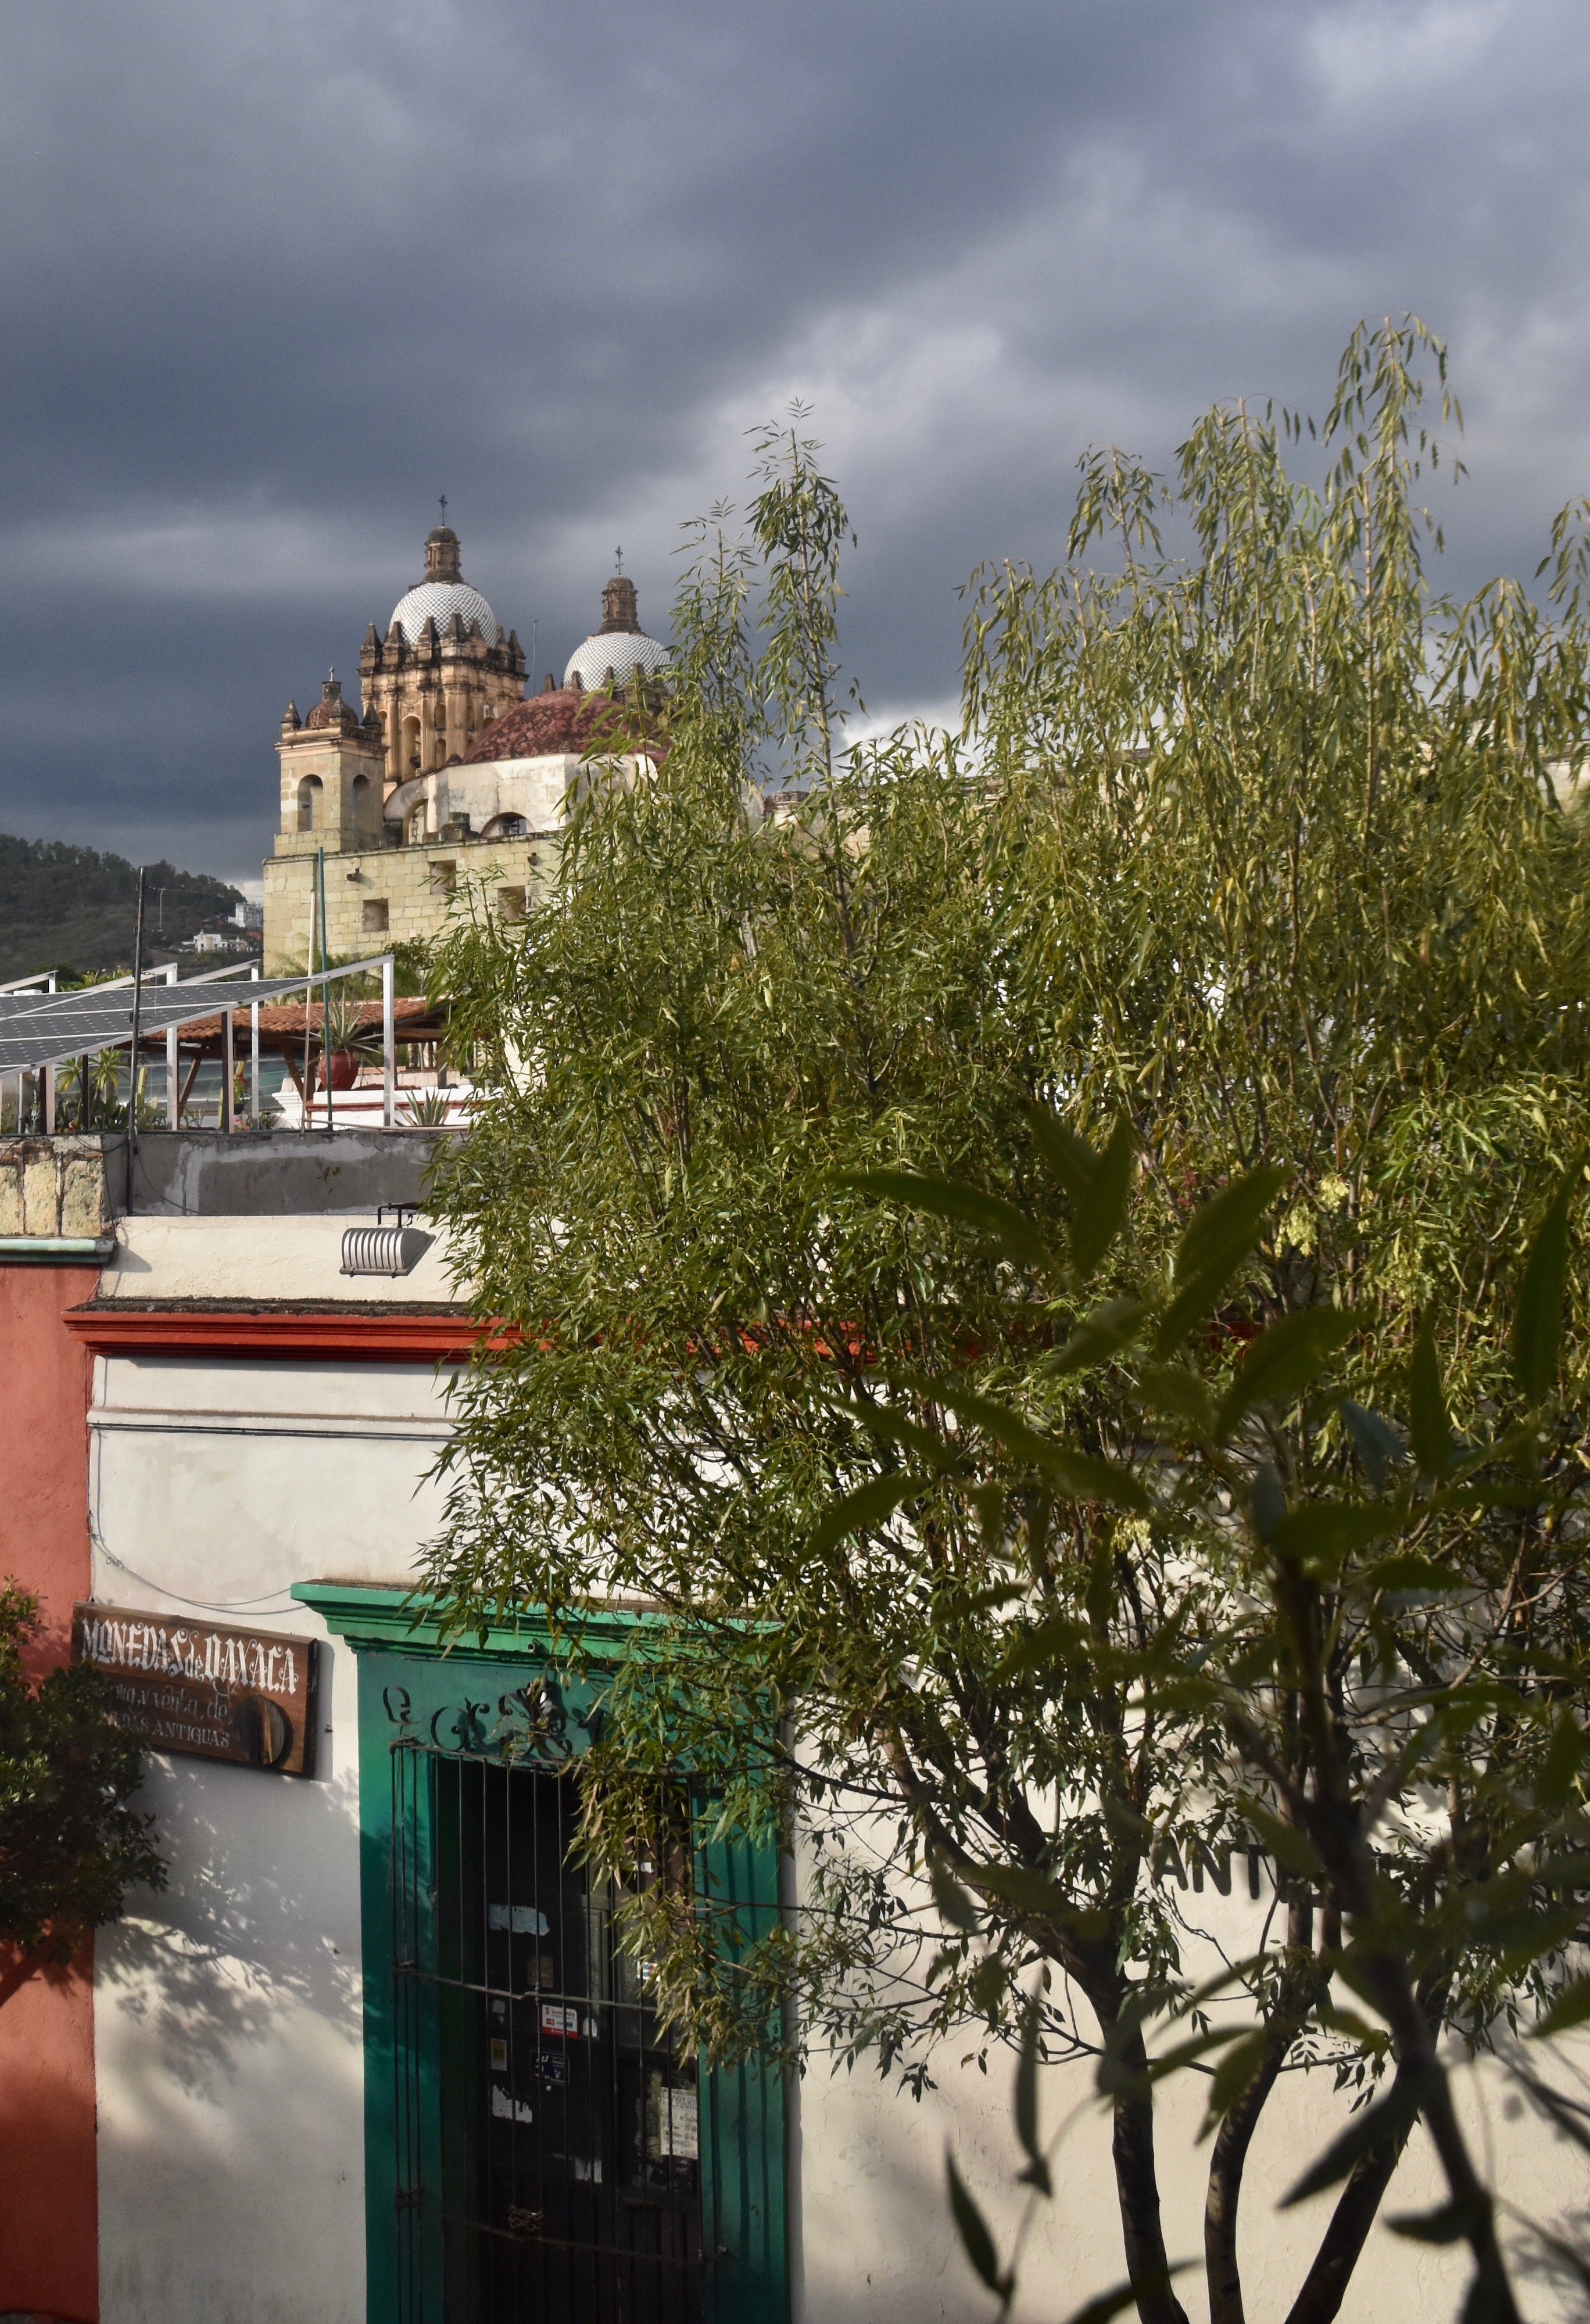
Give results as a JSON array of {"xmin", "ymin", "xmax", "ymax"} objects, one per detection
[{"xmin": 62, "ymin": 1304, "xmax": 490, "ymax": 1363}]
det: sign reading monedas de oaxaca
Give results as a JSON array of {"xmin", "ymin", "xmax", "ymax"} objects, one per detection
[{"xmin": 72, "ymin": 1603, "xmax": 319, "ymax": 1777}]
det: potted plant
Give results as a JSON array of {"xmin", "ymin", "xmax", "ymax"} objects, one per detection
[{"xmin": 315, "ymin": 989, "xmax": 375, "ymax": 1090}]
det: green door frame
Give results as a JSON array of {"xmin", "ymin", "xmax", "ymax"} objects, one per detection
[{"xmin": 294, "ymin": 1584, "xmax": 788, "ymax": 2324}]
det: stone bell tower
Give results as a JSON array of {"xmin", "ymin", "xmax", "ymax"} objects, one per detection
[
  {"xmin": 274, "ymin": 675, "xmax": 386, "ymax": 858},
  {"xmin": 357, "ymin": 521, "xmax": 526, "ymax": 793}
]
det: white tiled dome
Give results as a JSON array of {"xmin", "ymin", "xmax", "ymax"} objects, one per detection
[
  {"xmin": 563, "ymin": 630, "xmax": 669, "ymax": 691},
  {"xmin": 389, "ymin": 581, "xmax": 500, "ymax": 647}
]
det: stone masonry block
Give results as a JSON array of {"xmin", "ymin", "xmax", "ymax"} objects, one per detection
[
  {"xmin": 21, "ymin": 1152, "xmax": 59, "ymax": 1235},
  {"xmin": 0, "ymin": 1157, "xmax": 23, "ymax": 1235},
  {"xmin": 59, "ymin": 1154, "xmax": 108, "ymax": 1238}
]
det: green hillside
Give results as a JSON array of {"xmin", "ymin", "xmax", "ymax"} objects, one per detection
[{"xmin": 0, "ymin": 834, "xmax": 244, "ymax": 983}]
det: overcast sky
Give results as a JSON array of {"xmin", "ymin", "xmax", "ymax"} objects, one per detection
[{"xmin": 3, "ymin": 0, "xmax": 1588, "ymax": 884}]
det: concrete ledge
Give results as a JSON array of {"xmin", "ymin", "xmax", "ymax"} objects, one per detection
[{"xmin": 126, "ymin": 1128, "xmax": 447, "ymax": 1217}]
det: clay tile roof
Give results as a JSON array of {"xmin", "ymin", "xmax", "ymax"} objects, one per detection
[{"xmin": 460, "ymin": 688, "xmax": 631, "ymax": 764}]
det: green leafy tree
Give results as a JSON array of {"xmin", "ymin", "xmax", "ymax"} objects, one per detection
[
  {"xmin": 0, "ymin": 1585, "xmax": 164, "ymax": 1962},
  {"xmin": 426, "ymin": 325, "xmax": 1590, "ymax": 2323}
]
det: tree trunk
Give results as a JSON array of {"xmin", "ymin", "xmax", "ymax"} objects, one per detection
[
  {"xmin": 1283, "ymin": 2113, "xmax": 1415, "ymax": 2324},
  {"xmin": 1105, "ymin": 2012, "xmax": 1193, "ymax": 2324},
  {"xmin": 1204, "ymin": 2045, "xmax": 1285, "ymax": 2324}
]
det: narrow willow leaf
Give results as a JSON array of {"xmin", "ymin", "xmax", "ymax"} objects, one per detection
[
  {"xmin": 829, "ymin": 1391, "xmax": 959, "ymax": 1472},
  {"xmin": 1408, "ymin": 1316, "xmax": 1452, "ymax": 1478},
  {"xmin": 1069, "ymin": 1116, "xmax": 1136, "ymax": 1278},
  {"xmin": 1387, "ymin": 2199, "xmax": 1483, "ymax": 2245},
  {"xmin": 1529, "ymin": 1974, "xmax": 1590, "ymax": 2039},
  {"xmin": 1359, "ymin": 1551, "xmax": 1460, "ymax": 1598},
  {"xmin": 1509, "ymin": 2062, "xmax": 1590, "ymax": 2157},
  {"xmin": 1340, "ymin": 1399, "xmax": 1406, "ymax": 1491},
  {"xmin": 945, "ymin": 2151, "xmax": 1007, "ymax": 2294},
  {"xmin": 1215, "ymin": 1308, "xmax": 1355, "ymax": 1436},
  {"xmin": 1199, "ymin": 2028, "xmax": 1269, "ymax": 2137},
  {"xmin": 1045, "ymin": 1295, "xmax": 1147, "ymax": 1378},
  {"xmin": 1155, "ymin": 1165, "xmax": 1288, "ymax": 1354},
  {"xmin": 1134, "ymin": 1361, "xmax": 1217, "ymax": 1431},
  {"xmin": 1270, "ymin": 1501, "xmax": 1396, "ymax": 1575},
  {"xmin": 904, "ymin": 1374, "xmax": 1151, "ymax": 1510},
  {"xmin": 1512, "ymin": 1172, "xmax": 1575, "ymax": 1404},
  {"xmin": 1174, "ymin": 1165, "xmax": 1290, "ymax": 1290},
  {"xmin": 1234, "ymin": 1794, "xmax": 1322, "ymax": 1880},
  {"xmin": 929, "ymin": 1856, "xmax": 981, "ymax": 1934},
  {"xmin": 1014, "ymin": 1999, "xmax": 1050, "ymax": 2194},
  {"xmin": 807, "ymin": 1472, "xmax": 926, "ymax": 1557},
  {"xmin": 1061, "ymin": 2276, "xmax": 1192, "ymax": 2324},
  {"xmin": 1025, "ymin": 1102, "xmax": 1098, "ymax": 1203},
  {"xmin": 998, "ymin": 1611, "xmax": 1089, "ymax": 1678},
  {"xmin": 976, "ymin": 1859, "xmax": 1105, "ymax": 1938},
  {"xmin": 1281, "ymin": 2070, "xmax": 1431, "ymax": 2205},
  {"xmin": 1537, "ymin": 1709, "xmax": 1586, "ymax": 1815},
  {"xmin": 835, "ymin": 1170, "xmax": 1056, "ymax": 1275},
  {"xmin": 1249, "ymin": 1463, "xmax": 1288, "ymax": 1543}
]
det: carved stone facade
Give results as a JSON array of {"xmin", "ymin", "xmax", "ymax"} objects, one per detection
[{"xmin": 357, "ymin": 526, "xmax": 527, "ymax": 790}]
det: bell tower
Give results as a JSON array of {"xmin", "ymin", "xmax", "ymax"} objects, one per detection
[{"xmin": 358, "ymin": 521, "xmax": 526, "ymax": 792}]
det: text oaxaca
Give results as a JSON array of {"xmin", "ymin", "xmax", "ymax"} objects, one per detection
[{"xmin": 72, "ymin": 1602, "xmax": 319, "ymax": 1777}]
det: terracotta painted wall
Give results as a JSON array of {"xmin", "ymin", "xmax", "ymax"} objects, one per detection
[{"xmin": 0, "ymin": 1262, "xmax": 102, "ymax": 2323}]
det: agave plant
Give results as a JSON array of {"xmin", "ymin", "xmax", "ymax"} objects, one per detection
[{"xmin": 400, "ymin": 1086, "xmax": 452, "ymax": 1128}]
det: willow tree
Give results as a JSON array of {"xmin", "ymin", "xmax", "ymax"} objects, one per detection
[{"xmin": 427, "ymin": 325, "xmax": 1590, "ymax": 2323}]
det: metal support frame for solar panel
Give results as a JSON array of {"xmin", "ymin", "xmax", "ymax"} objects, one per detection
[{"xmin": 0, "ymin": 954, "xmax": 400, "ymax": 1132}]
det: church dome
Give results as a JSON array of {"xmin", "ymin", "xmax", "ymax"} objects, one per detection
[
  {"xmin": 388, "ymin": 518, "xmax": 501, "ymax": 645},
  {"xmin": 389, "ymin": 579, "xmax": 500, "ymax": 647},
  {"xmin": 562, "ymin": 569, "xmax": 669, "ymax": 692},
  {"xmin": 304, "ymin": 674, "xmax": 364, "ymax": 733}
]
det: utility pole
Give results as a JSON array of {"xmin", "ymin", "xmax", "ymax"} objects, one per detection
[{"xmin": 125, "ymin": 865, "xmax": 146, "ymax": 1213}]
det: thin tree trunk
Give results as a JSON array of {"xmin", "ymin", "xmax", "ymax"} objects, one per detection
[
  {"xmin": 1283, "ymin": 2107, "xmax": 1416, "ymax": 2324},
  {"xmin": 1204, "ymin": 2045, "xmax": 1285, "ymax": 2324},
  {"xmin": 1105, "ymin": 2012, "xmax": 1192, "ymax": 2324}
]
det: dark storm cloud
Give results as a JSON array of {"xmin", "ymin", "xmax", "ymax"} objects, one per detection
[{"xmin": 3, "ymin": 0, "xmax": 1589, "ymax": 877}]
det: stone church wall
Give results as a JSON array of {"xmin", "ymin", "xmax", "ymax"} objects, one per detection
[{"xmin": 263, "ymin": 834, "xmax": 556, "ymax": 971}]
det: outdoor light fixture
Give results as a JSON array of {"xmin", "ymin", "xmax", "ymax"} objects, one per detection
[{"xmin": 340, "ymin": 1204, "xmax": 434, "ymax": 1278}]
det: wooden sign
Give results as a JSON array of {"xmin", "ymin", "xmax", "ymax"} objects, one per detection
[{"xmin": 72, "ymin": 1602, "xmax": 319, "ymax": 1777}]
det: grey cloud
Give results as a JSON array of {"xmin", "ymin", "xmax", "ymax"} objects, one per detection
[{"xmin": 2, "ymin": 0, "xmax": 1589, "ymax": 876}]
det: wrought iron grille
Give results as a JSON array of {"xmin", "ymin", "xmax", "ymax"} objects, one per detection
[{"xmin": 392, "ymin": 1742, "xmax": 704, "ymax": 2323}]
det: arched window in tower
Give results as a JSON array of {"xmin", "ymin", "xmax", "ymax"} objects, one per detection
[
  {"xmin": 402, "ymin": 716, "xmax": 421, "ymax": 773},
  {"xmin": 351, "ymin": 773, "xmax": 374, "ymax": 837},
  {"xmin": 296, "ymin": 775, "xmax": 323, "ymax": 833}
]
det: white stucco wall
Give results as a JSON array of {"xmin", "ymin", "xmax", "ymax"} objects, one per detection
[
  {"xmin": 90, "ymin": 1345, "xmax": 453, "ymax": 2324},
  {"xmin": 790, "ymin": 1893, "xmax": 1588, "ymax": 2324},
  {"xmin": 99, "ymin": 1211, "xmax": 461, "ymax": 1304}
]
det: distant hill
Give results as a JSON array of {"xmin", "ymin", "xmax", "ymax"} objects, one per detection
[{"xmin": 0, "ymin": 834, "xmax": 244, "ymax": 984}]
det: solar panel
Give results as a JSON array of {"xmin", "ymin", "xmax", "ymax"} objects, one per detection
[{"xmin": 0, "ymin": 978, "xmax": 317, "ymax": 1075}]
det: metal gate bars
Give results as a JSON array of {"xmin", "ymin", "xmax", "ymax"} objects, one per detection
[{"xmin": 391, "ymin": 1742, "xmax": 704, "ymax": 2324}]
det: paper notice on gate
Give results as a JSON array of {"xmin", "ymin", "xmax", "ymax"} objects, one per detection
[
  {"xmin": 489, "ymin": 1903, "xmax": 550, "ymax": 1934},
  {"xmin": 648, "ymin": 2076, "xmax": 700, "ymax": 2160}
]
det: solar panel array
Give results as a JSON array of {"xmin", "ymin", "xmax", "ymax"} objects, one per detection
[{"xmin": 0, "ymin": 978, "xmax": 314, "ymax": 1076}]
